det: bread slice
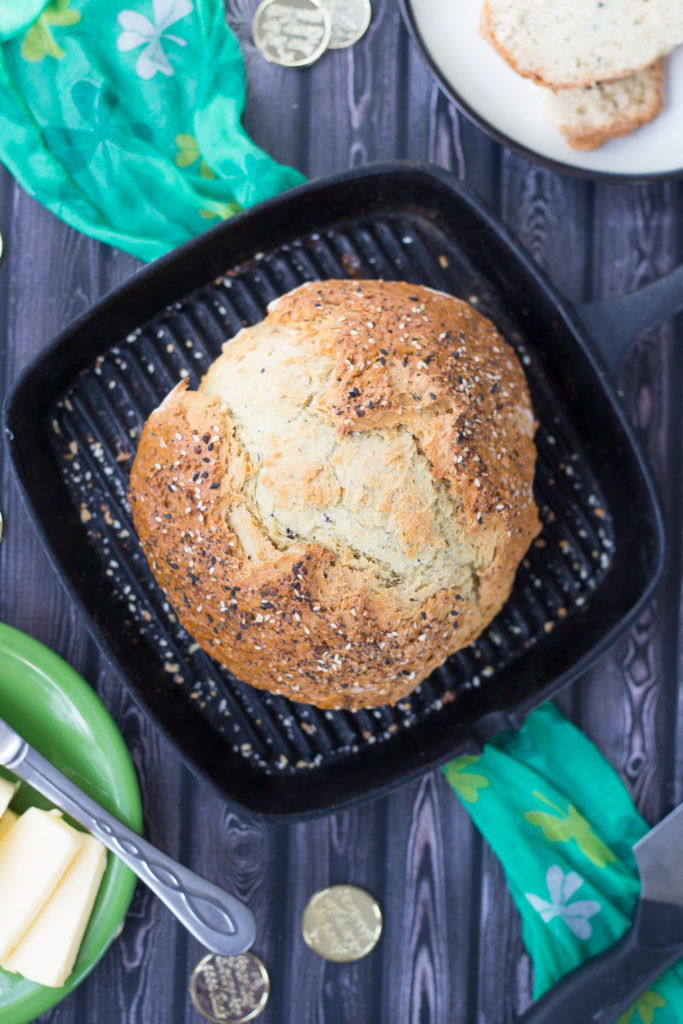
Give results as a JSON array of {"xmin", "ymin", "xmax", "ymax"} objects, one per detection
[
  {"xmin": 480, "ymin": 0, "xmax": 683, "ymax": 89},
  {"xmin": 537, "ymin": 62, "xmax": 665, "ymax": 150}
]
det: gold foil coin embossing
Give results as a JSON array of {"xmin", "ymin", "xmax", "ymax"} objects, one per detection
[
  {"xmin": 252, "ymin": 0, "xmax": 331, "ymax": 68},
  {"xmin": 189, "ymin": 952, "xmax": 270, "ymax": 1024},
  {"xmin": 302, "ymin": 884, "xmax": 382, "ymax": 962},
  {"xmin": 325, "ymin": 0, "xmax": 372, "ymax": 49}
]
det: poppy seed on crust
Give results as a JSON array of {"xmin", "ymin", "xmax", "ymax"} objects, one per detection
[{"xmin": 128, "ymin": 280, "xmax": 540, "ymax": 710}]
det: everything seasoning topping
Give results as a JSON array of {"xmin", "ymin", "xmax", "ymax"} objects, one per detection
[{"xmin": 128, "ymin": 280, "xmax": 540, "ymax": 711}]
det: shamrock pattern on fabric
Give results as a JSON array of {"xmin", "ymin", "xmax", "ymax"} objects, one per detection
[
  {"xmin": 617, "ymin": 990, "xmax": 667, "ymax": 1024},
  {"xmin": 443, "ymin": 756, "xmax": 490, "ymax": 804},
  {"xmin": 198, "ymin": 201, "xmax": 242, "ymax": 220},
  {"xmin": 21, "ymin": 0, "xmax": 81, "ymax": 62},
  {"xmin": 524, "ymin": 790, "xmax": 616, "ymax": 867},
  {"xmin": 42, "ymin": 80, "xmax": 153, "ymax": 174},
  {"xmin": 0, "ymin": 0, "xmax": 306, "ymax": 265},
  {"xmin": 117, "ymin": 0, "xmax": 193, "ymax": 79},
  {"xmin": 174, "ymin": 134, "xmax": 242, "ymax": 219},
  {"xmin": 525, "ymin": 865, "xmax": 601, "ymax": 939},
  {"xmin": 175, "ymin": 133, "xmax": 216, "ymax": 178}
]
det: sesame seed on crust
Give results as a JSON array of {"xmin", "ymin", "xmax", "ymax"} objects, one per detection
[{"xmin": 128, "ymin": 281, "xmax": 540, "ymax": 710}]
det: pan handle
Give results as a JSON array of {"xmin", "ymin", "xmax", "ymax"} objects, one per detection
[
  {"xmin": 574, "ymin": 263, "xmax": 683, "ymax": 373},
  {"xmin": 516, "ymin": 900, "xmax": 683, "ymax": 1024}
]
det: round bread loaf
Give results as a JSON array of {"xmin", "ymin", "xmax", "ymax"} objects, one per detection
[{"xmin": 129, "ymin": 280, "xmax": 540, "ymax": 710}]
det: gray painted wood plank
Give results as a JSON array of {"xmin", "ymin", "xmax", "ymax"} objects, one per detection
[
  {"xmin": 0, "ymin": 3, "xmax": 680, "ymax": 1022},
  {"xmin": 581, "ymin": 183, "xmax": 678, "ymax": 829}
]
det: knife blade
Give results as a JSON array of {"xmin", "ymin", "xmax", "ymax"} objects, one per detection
[
  {"xmin": 0, "ymin": 716, "xmax": 256, "ymax": 957},
  {"xmin": 518, "ymin": 802, "xmax": 683, "ymax": 1023}
]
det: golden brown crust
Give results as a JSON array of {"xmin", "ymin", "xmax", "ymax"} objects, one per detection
[
  {"xmin": 558, "ymin": 64, "xmax": 664, "ymax": 150},
  {"xmin": 129, "ymin": 281, "xmax": 540, "ymax": 710}
]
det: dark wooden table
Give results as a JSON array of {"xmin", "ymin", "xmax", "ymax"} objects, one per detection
[{"xmin": 1, "ymin": 2, "xmax": 681, "ymax": 1022}]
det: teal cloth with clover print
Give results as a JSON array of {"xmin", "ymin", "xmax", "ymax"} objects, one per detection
[
  {"xmin": 0, "ymin": 0, "xmax": 305, "ymax": 261},
  {"xmin": 444, "ymin": 702, "xmax": 683, "ymax": 1024}
]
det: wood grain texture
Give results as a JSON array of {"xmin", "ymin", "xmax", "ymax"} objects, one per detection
[
  {"xmin": 384, "ymin": 776, "xmax": 452, "ymax": 1024},
  {"xmin": 583, "ymin": 182, "xmax": 679, "ymax": 830},
  {"xmin": 0, "ymin": 1, "xmax": 681, "ymax": 1022}
]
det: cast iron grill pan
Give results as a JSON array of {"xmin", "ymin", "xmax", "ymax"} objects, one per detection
[{"xmin": 4, "ymin": 165, "xmax": 665, "ymax": 818}]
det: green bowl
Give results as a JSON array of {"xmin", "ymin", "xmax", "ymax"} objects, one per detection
[{"xmin": 0, "ymin": 621, "xmax": 142, "ymax": 1024}]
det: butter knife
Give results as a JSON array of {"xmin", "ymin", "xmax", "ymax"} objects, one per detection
[{"xmin": 0, "ymin": 716, "xmax": 256, "ymax": 956}]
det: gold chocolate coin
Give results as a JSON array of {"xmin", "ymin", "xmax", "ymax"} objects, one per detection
[
  {"xmin": 252, "ymin": 0, "xmax": 331, "ymax": 68},
  {"xmin": 189, "ymin": 952, "xmax": 270, "ymax": 1024},
  {"xmin": 324, "ymin": 0, "xmax": 372, "ymax": 49},
  {"xmin": 302, "ymin": 884, "xmax": 382, "ymax": 962}
]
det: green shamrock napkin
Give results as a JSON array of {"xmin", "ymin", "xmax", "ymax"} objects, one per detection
[
  {"xmin": 0, "ymin": 0, "xmax": 304, "ymax": 261},
  {"xmin": 444, "ymin": 702, "xmax": 683, "ymax": 1023}
]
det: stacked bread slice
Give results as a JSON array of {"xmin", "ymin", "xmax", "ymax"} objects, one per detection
[
  {"xmin": 479, "ymin": 0, "xmax": 683, "ymax": 150},
  {"xmin": 535, "ymin": 63, "xmax": 664, "ymax": 151}
]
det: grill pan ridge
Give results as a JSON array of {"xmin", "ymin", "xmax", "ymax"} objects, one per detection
[{"xmin": 4, "ymin": 165, "xmax": 664, "ymax": 818}]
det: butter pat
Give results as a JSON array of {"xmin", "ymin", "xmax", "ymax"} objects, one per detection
[
  {"xmin": 4, "ymin": 834, "xmax": 107, "ymax": 987},
  {"xmin": 0, "ymin": 807, "xmax": 83, "ymax": 960},
  {"xmin": 0, "ymin": 809, "xmax": 18, "ymax": 842},
  {"xmin": 0, "ymin": 777, "xmax": 18, "ymax": 819}
]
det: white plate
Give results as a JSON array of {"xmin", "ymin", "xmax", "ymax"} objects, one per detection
[{"xmin": 403, "ymin": 0, "xmax": 683, "ymax": 179}]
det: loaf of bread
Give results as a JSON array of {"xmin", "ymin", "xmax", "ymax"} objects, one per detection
[
  {"xmin": 129, "ymin": 281, "xmax": 540, "ymax": 710},
  {"xmin": 480, "ymin": 0, "xmax": 683, "ymax": 89},
  {"xmin": 536, "ymin": 62, "xmax": 664, "ymax": 150}
]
